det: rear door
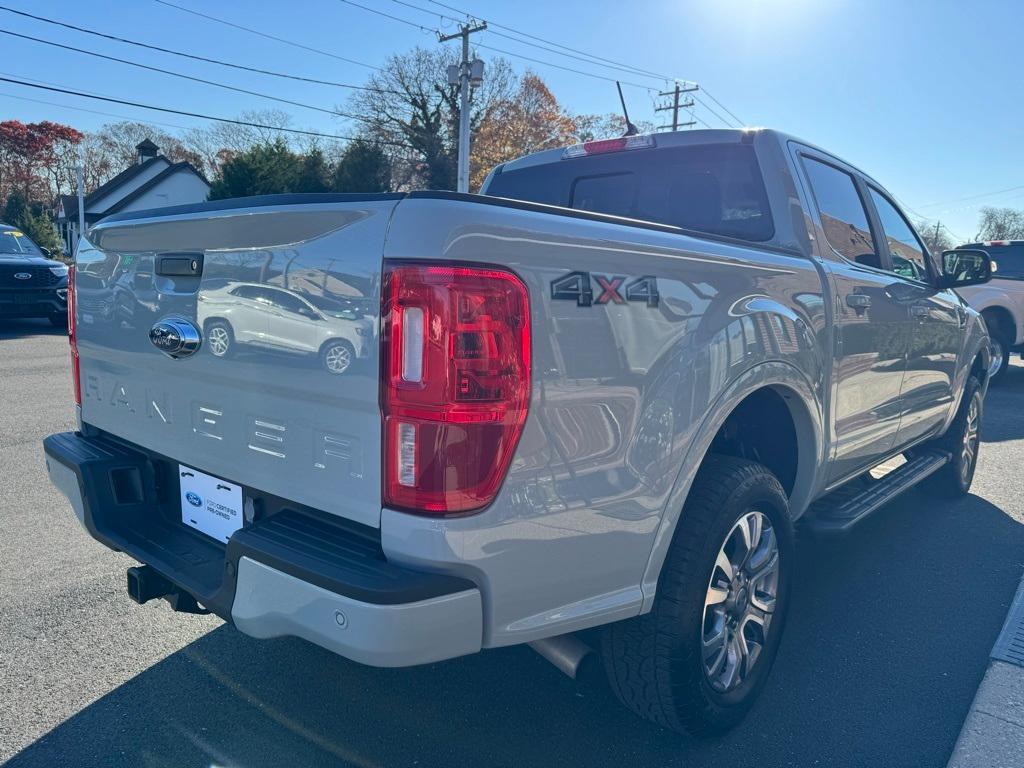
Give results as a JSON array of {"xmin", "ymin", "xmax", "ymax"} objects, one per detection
[
  {"xmin": 260, "ymin": 286, "xmax": 320, "ymax": 353},
  {"xmin": 76, "ymin": 198, "xmax": 400, "ymax": 528},
  {"xmin": 796, "ymin": 152, "xmax": 909, "ymax": 482}
]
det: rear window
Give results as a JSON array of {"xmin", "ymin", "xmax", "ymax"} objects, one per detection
[
  {"xmin": 484, "ymin": 143, "xmax": 774, "ymax": 242},
  {"xmin": 965, "ymin": 243, "xmax": 1024, "ymax": 280}
]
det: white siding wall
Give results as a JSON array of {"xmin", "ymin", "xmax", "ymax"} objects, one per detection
[
  {"xmin": 86, "ymin": 159, "xmax": 170, "ymax": 212},
  {"xmin": 116, "ymin": 172, "xmax": 210, "ymax": 214}
]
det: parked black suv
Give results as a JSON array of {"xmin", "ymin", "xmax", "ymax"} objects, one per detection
[{"xmin": 0, "ymin": 224, "xmax": 68, "ymax": 327}]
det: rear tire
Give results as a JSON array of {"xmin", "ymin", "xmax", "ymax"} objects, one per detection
[
  {"xmin": 602, "ymin": 455, "xmax": 794, "ymax": 735},
  {"xmin": 917, "ymin": 375, "xmax": 983, "ymax": 498},
  {"xmin": 206, "ymin": 320, "xmax": 233, "ymax": 358}
]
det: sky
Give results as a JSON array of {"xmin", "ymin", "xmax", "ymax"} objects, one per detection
[{"xmin": 0, "ymin": 0, "xmax": 1020, "ymax": 242}]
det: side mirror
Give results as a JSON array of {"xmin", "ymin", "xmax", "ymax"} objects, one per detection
[
  {"xmin": 40, "ymin": 247, "xmax": 51, "ymax": 257},
  {"xmin": 938, "ymin": 248, "xmax": 992, "ymax": 289}
]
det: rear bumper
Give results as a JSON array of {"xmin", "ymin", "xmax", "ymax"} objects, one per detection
[{"xmin": 43, "ymin": 431, "xmax": 482, "ymax": 667}]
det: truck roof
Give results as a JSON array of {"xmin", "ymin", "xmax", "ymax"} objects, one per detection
[{"xmin": 493, "ymin": 127, "xmax": 883, "ymax": 190}]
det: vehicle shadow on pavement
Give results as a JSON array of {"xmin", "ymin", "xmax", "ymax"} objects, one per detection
[
  {"xmin": 0, "ymin": 318, "xmax": 65, "ymax": 340},
  {"xmin": 980, "ymin": 362, "xmax": 1024, "ymax": 443},
  {"xmin": 7, "ymin": 492, "xmax": 1023, "ymax": 768}
]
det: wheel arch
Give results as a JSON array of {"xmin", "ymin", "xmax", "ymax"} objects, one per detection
[
  {"xmin": 980, "ymin": 304, "xmax": 1015, "ymax": 343},
  {"xmin": 202, "ymin": 315, "xmax": 231, "ymax": 332},
  {"xmin": 639, "ymin": 361, "xmax": 823, "ymax": 612},
  {"xmin": 318, "ymin": 336, "xmax": 356, "ymax": 356}
]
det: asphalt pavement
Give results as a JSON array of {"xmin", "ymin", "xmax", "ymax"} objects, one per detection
[{"xmin": 2, "ymin": 316, "xmax": 1023, "ymax": 768}]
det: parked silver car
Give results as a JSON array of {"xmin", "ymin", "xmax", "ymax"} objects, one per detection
[{"xmin": 196, "ymin": 281, "xmax": 372, "ymax": 374}]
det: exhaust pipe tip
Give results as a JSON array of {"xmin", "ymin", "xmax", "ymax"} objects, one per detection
[{"xmin": 529, "ymin": 634, "xmax": 594, "ymax": 679}]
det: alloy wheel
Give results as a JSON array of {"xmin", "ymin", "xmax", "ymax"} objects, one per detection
[
  {"xmin": 208, "ymin": 326, "xmax": 230, "ymax": 357},
  {"xmin": 702, "ymin": 510, "xmax": 780, "ymax": 693},
  {"xmin": 324, "ymin": 343, "xmax": 352, "ymax": 374},
  {"xmin": 961, "ymin": 393, "xmax": 981, "ymax": 484}
]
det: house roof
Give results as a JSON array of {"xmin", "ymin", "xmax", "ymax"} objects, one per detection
[
  {"xmin": 104, "ymin": 162, "xmax": 207, "ymax": 215},
  {"xmin": 58, "ymin": 156, "xmax": 208, "ymax": 221}
]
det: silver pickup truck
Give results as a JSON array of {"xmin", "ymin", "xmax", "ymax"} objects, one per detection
[{"xmin": 44, "ymin": 129, "xmax": 993, "ymax": 735}]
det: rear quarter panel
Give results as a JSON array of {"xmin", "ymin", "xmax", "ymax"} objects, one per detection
[{"xmin": 380, "ymin": 196, "xmax": 829, "ymax": 645}]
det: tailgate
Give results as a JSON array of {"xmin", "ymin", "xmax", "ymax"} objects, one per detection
[{"xmin": 75, "ymin": 197, "xmax": 400, "ymax": 528}]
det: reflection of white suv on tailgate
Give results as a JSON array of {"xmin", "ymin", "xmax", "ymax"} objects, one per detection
[
  {"xmin": 955, "ymin": 241, "xmax": 1024, "ymax": 381},
  {"xmin": 197, "ymin": 282, "xmax": 372, "ymax": 374}
]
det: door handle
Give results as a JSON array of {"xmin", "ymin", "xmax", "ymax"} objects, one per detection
[
  {"xmin": 846, "ymin": 293, "xmax": 871, "ymax": 309},
  {"xmin": 909, "ymin": 304, "xmax": 929, "ymax": 319}
]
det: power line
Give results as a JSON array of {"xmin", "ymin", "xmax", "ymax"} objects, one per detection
[
  {"xmin": 0, "ymin": 74, "xmax": 415, "ymax": 147},
  {"xmin": 0, "ymin": 90, "xmax": 192, "ymax": 130},
  {"xmin": 337, "ymin": 0, "xmax": 438, "ymax": 34},
  {"xmin": 153, "ymin": 0, "xmax": 384, "ymax": 72},
  {"xmin": 0, "ymin": 27, "xmax": 368, "ymax": 122},
  {"xmin": 391, "ymin": 0, "xmax": 671, "ymax": 82},
  {"xmin": 918, "ymin": 184, "xmax": 1024, "ymax": 210},
  {"xmin": 425, "ymin": 0, "xmax": 678, "ymax": 82},
  {"xmin": 338, "ymin": 0, "xmax": 656, "ymax": 91},
  {"xmin": 699, "ymin": 87, "xmax": 745, "ymax": 126},
  {"xmin": 423, "ymin": 0, "xmax": 753, "ymax": 128},
  {"xmin": 0, "ymin": 5, "xmax": 400, "ymax": 95},
  {"xmin": 690, "ymin": 93, "xmax": 738, "ymax": 127},
  {"xmin": 473, "ymin": 41, "xmax": 655, "ymax": 91}
]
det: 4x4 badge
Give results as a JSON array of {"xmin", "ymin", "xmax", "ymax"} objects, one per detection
[{"xmin": 550, "ymin": 271, "xmax": 659, "ymax": 307}]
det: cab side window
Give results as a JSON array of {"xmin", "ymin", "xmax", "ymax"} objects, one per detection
[
  {"xmin": 802, "ymin": 157, "xmax": 881, "ymax": 269},
  {"xmin": 868, "ymin": 188, "xmax": 929, "ymax": 282}
]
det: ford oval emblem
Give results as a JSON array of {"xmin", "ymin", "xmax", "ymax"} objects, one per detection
[
  {"xmin": 185, "ymin": 492, "xmax": 203, "ymax": 507},
  {"xmin": 13, "ymin": 272, "xmax": 31, "ymax": 280},
  {"xmin": 150, "ymin": 317, "xmax": 202, "ymax": 358}
]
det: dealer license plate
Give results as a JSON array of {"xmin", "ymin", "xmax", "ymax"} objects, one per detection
[{"xmin": 178, "ymin": 464, "xmax": 244, "ymax": 543}]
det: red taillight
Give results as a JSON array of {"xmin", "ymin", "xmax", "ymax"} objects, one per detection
[
  {"xmin": 68, "ymin": 265, "xmax": 81, "ymax": 406},
  {"xmin": 381, "ymin": 262, "xmax": 531, "ymax": 515}
]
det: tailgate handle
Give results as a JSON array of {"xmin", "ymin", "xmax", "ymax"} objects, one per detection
[{"xmin": 156, "ymin": 253, "xmax": 204, "ymax": 277}]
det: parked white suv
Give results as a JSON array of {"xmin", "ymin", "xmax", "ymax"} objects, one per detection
[
  {"xmin": 197, "ymin": 281, "xmax": 372, "ymax": 374},
  {"xmin": 955, "ymin": 241, "xmax": 1024, "ymax": 381}
]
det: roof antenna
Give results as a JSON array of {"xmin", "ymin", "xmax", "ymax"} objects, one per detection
[{"xmin": 616, "ymin": 81, "xmax": 639, "ymax": 136}]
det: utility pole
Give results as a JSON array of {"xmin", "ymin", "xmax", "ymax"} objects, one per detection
[
  {"xmin": 75, "ymin": 148, "xmax": 85, "ymax": 257},
  {"xmin": 440, "ymin": 21, "xmax": 486, "ymax": 193},
  {"xmin": 655, "ymin": 83, "xmax": 699, "ymax": 131},
  {"xmin": 933, "ymin": 220, "xmax": 943, "ymax": 249}
]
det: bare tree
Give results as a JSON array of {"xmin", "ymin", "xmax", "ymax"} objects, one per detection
[
  {"xmin": 92, "ymin": 122, "xmax": 203, "ymax": 172},
  {"xmin": 975, "ymin": 206, "xmax": 1024, "ymax": 241},
  {"xmin": 572, "ymin": 113, "xmax": 656, "ymax": 142},
  {"xmin": 347, "ymin": 47, "xmax": 516, "ymax": 190},
  {"xmin": 914, "ymin": 219, "xmax": 955, "ymax": 253},
  {"xmin": 182, "ymin": 109, "xmax": 300, "ymax": 178}
]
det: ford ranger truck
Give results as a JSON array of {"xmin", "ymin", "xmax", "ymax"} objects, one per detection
[{"xmin": 44, "ymin": 130, "xmax": 993, "ymax": 735}]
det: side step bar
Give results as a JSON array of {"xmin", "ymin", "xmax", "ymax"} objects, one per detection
[{"xmin": 805, "ymin": 451, "xmax": 950, "ymax": 535}]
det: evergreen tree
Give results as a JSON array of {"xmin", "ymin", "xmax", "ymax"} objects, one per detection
[
  {"xmin": 208, "ymin": 139, "xmax": 300, "ymax": 199},
  {"xmin": 332, "ymin": 141, "xmax": 392, "ymax": 193}
]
